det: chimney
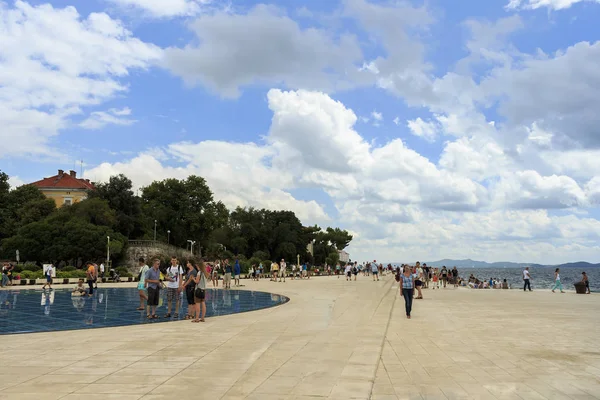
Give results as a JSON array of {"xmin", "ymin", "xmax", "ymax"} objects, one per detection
[
  {"xmin": 85, "ymin": 179, "xmax": 90, "ymax": 183},
  {"xmin": 58, "ymin": 169, "xmax": 64, "ymax": 175},
  {"xmin": 69, "ymin": 170, "xmax": 76, "ymax": 178}
]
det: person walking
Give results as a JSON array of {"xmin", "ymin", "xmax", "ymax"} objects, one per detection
[
  {"xmin": 193, "ymin": 261, "xmax": 209, "ymax": 322},
  {"xmin": 371, "ymin": 260, "xmax": 379, "ymax": 281},
  {"xmin": 400, "ymin": 265, "xmax": 416, "ymax": 319},
  {"xmin": 270, "ymin": 261, "xmax": 279, "ymax": 282},
  {"xmin": 42, "ymin": 263, "xmax": 54, "ymax": 290},
  {"xmin": 440, "ymin": 265, "xmax": 448, "ymax": 288},
  {"xmin": 145, "ymin": 259, "xmax": 161, "ymax": 319},
  {"xmin": 136, "ymin": 258, "xmax": 149, "ymax": 310},
  {"xmin": 279, "ymin": 259, "xmax": 287, "ymax": 282},
  {"xmin": 552, "ymin": 268, "xmax": 565, "ymax": 293},
  {"xmin": 523, "ymin": 267, "xmax": 532, "ymax": 291}
]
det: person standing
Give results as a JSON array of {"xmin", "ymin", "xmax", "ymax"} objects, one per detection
[
  {"xmin": 223, "ymin": 258, "xmax": 232, "ymax": 289},
  {"xmin": 182, "ymin": 260, "xmax": 198, "ymax": 319},
  {"xmin": 234, "ymin": 259, "xmax": 241, "ymax": 287},
  {"xmin": 164, "ymin": 257, "xmax": 184, "ymax": 318},
  {"xmin": 581, "ymin": 272, "xmax": 590, "ymax": 294},
  {"xmin": 85, "ymin": 263, "xmax": 96, "ymax": 296},
  {"xmin": 192, "ymin": 261, "xmax": 209, "ymax": 322},
  {"xmin": 452, "ymin": 267, "xmax": 459, "ymax": 287},
  {"xmin": 371, "ymin": 261, "xmax": 379, "ymax": 281},
  {"xmin": 552, "ymin": 268, "xmax": 565, "ymax": 293},
  {"xmin": 440, "ymin": 265, "xmax": 448, "ymax": 288},
  {"xmin": 414, "ymin": 263, "xmax": 424, "ymax": 299},
  {"xmin": 211, "ymin": 261, "xmax": 219, "ymax": 287},
  {"xmin": 270, "ymin": 261, "xmax": 279, "ymax": 282},
  {"xmin": 93, "ymin": 262, "xmax": 99, "ymax": 289},
  {"xmin": 99, "ymin": 263, "xmax": 105, "ymax": 281},
  {"xmin": 401, "ymin": 265, "xmax": 416, "ymax": 319},
  {"xmin": 145, "ymin": 259, "xmax": 161, "ymax": 319},
  {"xmin": 136, "ymin": 257, "xmax": 149, "ymax": 310},
  {"xmin": 279, "ymin": 259, "xmax": 286, "ymax": 282},
  {"xmin": 291, "ymin": 263, "xmax": 297, "ymax": 280},
  {"xmin": 523, "ymin": 267, "xmax": 532, "ymax": 291}
]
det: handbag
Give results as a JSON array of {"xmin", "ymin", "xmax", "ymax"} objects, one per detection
[{"xmin": 194, "ymin": 287, "xmax": 205, "ymax": 298}]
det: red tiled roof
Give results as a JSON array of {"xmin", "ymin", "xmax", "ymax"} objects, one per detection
[{"xmin": 30, "ymin": 171, "xmax": 95, "ymax": 190}]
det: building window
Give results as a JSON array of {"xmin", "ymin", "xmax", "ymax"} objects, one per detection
[{"xmin": 64, "ymin": 197, "xmax": 73, "ymax": 206}]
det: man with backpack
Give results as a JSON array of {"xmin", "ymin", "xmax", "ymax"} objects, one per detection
[{"xmin": 164, "ymin": 256, "xmax": 184, "ymax": 318}]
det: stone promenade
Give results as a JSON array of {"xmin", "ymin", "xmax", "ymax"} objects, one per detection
[{"xmin": 1, "ymin": 274, "xmax": 599, "ymax": 399}]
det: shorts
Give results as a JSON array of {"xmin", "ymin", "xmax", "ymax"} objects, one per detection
[
  {"xmin": 279, "ymin": 270, "xmax": 286, "ymax": 277},
  {"xmin": 166, "ymin": 287, "xmax": 179, "ymax": 302},
  {"xmin": 147, "ymin": 287, "xmax": 160, "ymax": 306},
  {"xmin": 372, "ymin": 271, "xmax": 378, "ymax": 275},
  {"xmin": 235, "ymin": 274, "xmax": 240, "ymax": 280},
  {"xmin": 185, "ymin": 285, "xmax": 196, "ymax": 305},
  {"xmin": 224, "ymin": 273, "xmax": 232, "ymax": 284},
  {"xmin": 137, "ymin": 282, "xmax": 146, "ymax": 291},
  {"xmin": 415, "ymin": 280, "xmax": 422, "ymax": 287},
  {"xmin": 194, "ymin": 288, "xmax": 206, "ymax": 301},
  {"xmin": 45, "ymin": 275, "xmax": 53, "ymax": 283},
  {"xmin": 346, "ymin": 271, "xmax": 351, "ymax": 277}
]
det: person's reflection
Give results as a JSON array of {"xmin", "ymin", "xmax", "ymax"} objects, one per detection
[
  {"xmin": 71, "ymin": 294, "xmax": 86, "ymax": 312},
  {"xmin": 233, "ymin": 293, "xmax": 240, "ymax": 313},
  {"xmin": 84, "ymin": 293, "xmax": 95, "ymax": 325},
  {"xmin": 271, "ymin": 293, "xmax": 280, "ymax": 302},
  {"xmin": 222, "ymin": 288, "xmax": 231, "ymax": 308},
  {"xmin": 41, "ymin": 291, "xmax": 55, "ymax": 315}
]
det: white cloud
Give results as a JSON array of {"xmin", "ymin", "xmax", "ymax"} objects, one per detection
[
  {"xmin": 80, "ymin": 107, "xmax": 136, "ymax": 129},
  {"xmin": 406, "ymin": 117, "xmax": 439, "ymax": 142},
  {"xmin": 105, "ymin": 0, "xmax": 211, "ymax": 18},
  {"xmin": 8, "ymin": 176, "xmax": 25, "ymax": 190},
  {"xmin": 505, "ymin": 0, "xmax": 600, "ymax": 10},
  {"xmin": 0, "ymin": 1, "xmax": 161, "ymax": 157},
  {"xmin": 163, "ymin": 4, "xmax": 365, "ymax": 98}
]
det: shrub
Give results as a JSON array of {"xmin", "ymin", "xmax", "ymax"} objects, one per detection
[
  {"xmin": 262, "ymin": 259, "xmax": 272, "ymax": 272},
  {"xmin": 56, "ymin": 270, "xmax": 87, "ymax": 279},
  {"xmin": 19, "ymin": 270, "xmax": 43, "ymax": 279},
  {"xmin": 62, "ymin": 266, "xmax": 76, "ymax": 272},
  {"xmin": 12, "ymin": 264, "xmax": 23, "ymax": 273},
  {"xmin": 22, "ymin": 262, "xmax": 42, "ymax": 271},
  {"xmin": 116, "ymin": 266, "xmax": 132, "ymax": 277}
]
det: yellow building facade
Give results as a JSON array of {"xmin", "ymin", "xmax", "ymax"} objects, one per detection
[{"xmin": 30, "ymin": 170, "xmax": 95, "ymax": 207}]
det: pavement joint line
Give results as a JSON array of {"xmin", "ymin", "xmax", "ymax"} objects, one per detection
[{"xmin": 367, "ymin": 276, "xmax": 397, "ymax": 400}]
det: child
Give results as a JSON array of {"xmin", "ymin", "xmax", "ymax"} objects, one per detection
[
  {"xmin": 432, "ymin": 268, "xmax": 439, "ymax": 289},
  {"xmin": 72, "ymin": 279, "xmax": 87, "ymax": 296}
]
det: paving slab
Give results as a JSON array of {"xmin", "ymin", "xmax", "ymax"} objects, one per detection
[{"xmin": 1, "ymin": 275, "xmax": 599, "ymax": 400}]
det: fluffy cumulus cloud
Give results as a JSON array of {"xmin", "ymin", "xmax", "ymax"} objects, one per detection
[
  {"xmin": 5, "ymin": 0, "xmax": 600, "ymax": 264},
  {"xmin": 163, "ymin": 4, "xmax": 365, "ymax": 97},
  {"xmin": 0, "ymin": 1, "xmax": 161, "ymax": 157}
]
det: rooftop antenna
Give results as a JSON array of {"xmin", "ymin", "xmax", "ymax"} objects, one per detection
[{"xmin": 80, "ymin": 160, "xmax": 83, "ymax": 178}]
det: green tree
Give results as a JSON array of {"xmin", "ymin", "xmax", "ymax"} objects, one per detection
[
  {"xmin": 324, "ymin": 227, "xmax": 353, "ymax": 250},
  {"xmin": 88, "ymin": 174, "xmax": 144, "ymax": 238}
]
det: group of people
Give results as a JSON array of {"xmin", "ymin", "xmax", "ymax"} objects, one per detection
[
  {"xmin": 522, "ymin": 267, "xmax": 591, "ymax": 294},
  {"xmin": 136, "ymin": 256, "xmax": 209, "ymax": 323}
]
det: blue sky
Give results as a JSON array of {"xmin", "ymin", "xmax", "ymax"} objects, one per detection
[{"xmin": 1, "ymin": 0, "xmax": 600, "ymax": 263}]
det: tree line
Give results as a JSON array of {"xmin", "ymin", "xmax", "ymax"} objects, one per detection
[{"xmin": 0, "ymin": 171, "xmax": 352, "ymax": 268}]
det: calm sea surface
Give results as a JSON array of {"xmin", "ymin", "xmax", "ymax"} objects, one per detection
[{"xmin": 448, "ymin": 266, "xmax": 597, "ymax": 291}]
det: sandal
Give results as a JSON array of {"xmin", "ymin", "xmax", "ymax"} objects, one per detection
[
  {"xmin": 200, "ymin": 318, "xmax": 205, "ymax": 322},
  {"xmin": 147, "ymin": 315, "xmax": 152, "ymax": 319},
  {"xmin": 191, "ymin": 319, "xmax": 200, "ymax": 323},
  {"xmin": 136, "ymin": 307, "xmax": 144, "ymax": 310},
  {"xmin": 184, "ymin": 315, "xmax": 192, "ymax": 320},
  {"xmin": 174, "ymin": 313, "xmax": 179, "ymax": 318},
  {"xmin": 164, "ymin": 313, "xmax": 171, "ymax": 318},
  {"xmin": 152, "ymin": 315, "xmax": 159, "ymax": 319}
]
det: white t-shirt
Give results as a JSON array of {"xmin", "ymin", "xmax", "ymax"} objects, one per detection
[
  {"xmin": 99, "ymin": 263, "xmax": 105, "ymax": 273},
  {"xmin": 345, "ymin": 265, "xmax": 352, "ymax": 274},
  {"xmin": 523, "ymin": 270, "xmax": 530, "ymax": 280},
  {"xmin": 166, "ymin": 265, "xmax": 184, "ymax": 289},
  {"xmin": 45, "ymin": 265, "xmax": 53, "ymax": 277},
  {"xmin": 280, "ymin": 262, "xmax": 287, "ymax": 271}
]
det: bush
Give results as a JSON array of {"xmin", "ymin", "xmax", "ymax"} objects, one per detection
[
  {"xmin": 56, "ymin": 270, "xmax": 87, "ymax": 279},
  {"xmin": 62, "ymin": 266, "xmax": 76, "ymax": 272},
  {"xmin": 19, "ymin": 270, "xmax": 43, "ymax": 279},
  {"xmin": 22, "ymin": 262, "xmax": 42, "ymax": 271},
  {"xmin": 116, "ymin": 266, "xmax": 132, "ymax": 278},
  {"xmin": 262, "ymin": 259, "xmax": 272, "ymax": 272},
  {"xmin": 12, "ymin": 264, "xmax": 23, "ymax": 273},
  {"xmin": 252, "ymin": 250, "xmax": 269, "ymax": 260}
]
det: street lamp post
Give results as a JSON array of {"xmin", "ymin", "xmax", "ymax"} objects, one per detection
[
  {"xmin": 153, "ymin": 220, "xmax": 157, "ymax": 241},
  {"xmin": 167, "ymin": 230, "xmax": 171, "ymax": 244},
  {"xmin": 106, "ymin": 236, "xmax": 110, "ymax": 267},
  {"xmin": 187, "ymin": 240, "xmax": 196, "ymax": 256}
]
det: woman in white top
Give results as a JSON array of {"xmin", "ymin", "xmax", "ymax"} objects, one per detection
[
  {"xmin": 552, "ymin": 268, "xmax": 565, "ymax": 293},
  {"xmin": 193, "ymin": 261, "xmax": 210, "ymax": 322}
]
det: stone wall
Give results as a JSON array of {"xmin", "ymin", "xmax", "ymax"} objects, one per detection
[{"xmin": 125, "ymin": 241, "xmax": 195, "ymax": 274}]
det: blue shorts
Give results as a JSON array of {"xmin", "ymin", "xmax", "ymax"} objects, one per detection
[
  {"xmin": 372, "ymin": 271, "xmax": 378, "ymax": 275},
  {"xmin": 46, "ymin": 275, "xmax": 53, "ymax": 283}
]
